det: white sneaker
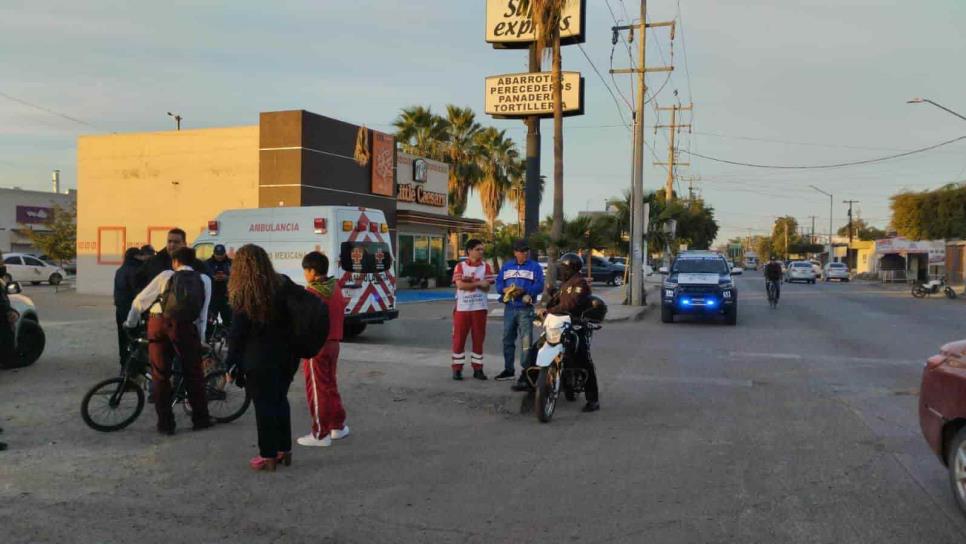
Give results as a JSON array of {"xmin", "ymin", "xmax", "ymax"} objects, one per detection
[
  {"xmin": 330, "ymin": 425, "xmax": 351, "ymax": 440},
  {"xmin": 297, "ymin": 434, "xmax": 332, "ymax": 447}
]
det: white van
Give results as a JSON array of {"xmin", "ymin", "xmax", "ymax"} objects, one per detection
[{"xmin": 193, "ymin": 206, "xmax": 398, "ymax": 338}]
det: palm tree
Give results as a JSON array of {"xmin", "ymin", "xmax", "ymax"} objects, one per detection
[
  {"xmin": 506, "ymin": 158, "xmax": 527, "ymax": 235},
  {"xmin": 532, "ymin": 0, "xmax": 569, "ymax": 284},
  {"xmin": 393, "ymin": 105, "xmax": 448, "ymax": 159},
  {"xmin": 442, "ymin": 105, "xmax": 482, "ymax": 217},
  {"xmin": 475, "ymin": 127, "xmax": 517, "ymax": 233}
]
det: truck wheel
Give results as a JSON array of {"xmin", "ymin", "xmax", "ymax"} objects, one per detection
[
  {"xmin": 611, "ymin": 273, "xmax": 624, "ymax": 287},
  {"xmin": 7, "ymin": 319, "xmax": 45, "ymax": 368},
  {"xmin": 724, "ymin": 305, "xmax": 738, "ymax": 326},
  {"xmin": 344, "ymin": 322, "xmax": 367, "ymax": 339},
  {"xmin": 661, "ymin": 306, "xmax": 674, "ymax": 323},
  {"xmin": 946, "ymin": 426, "xmax": 966, "ymax": 517}
]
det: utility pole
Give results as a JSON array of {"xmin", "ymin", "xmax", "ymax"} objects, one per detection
[
  {"xmin": 810, "ymin": 185, "xmax": 834, "ymax": 264},
  {"xmin": 524, "ymin": 45, "xmax": 542, "ymax": 259},
  {"xmin": 784, "ymin": 221, "xmax": 789, "ymax": 260},
  {"xmin": 809, "ymin": 215, "xmax": 817, "ymax": 245},
  {"xmin": 654, "ymin": 103, "xmax": 692, "ymax": 204},
  {"xmin": 610, "ymin": 3, "xmax": 674, "ymax": 306},
  {"xmin": 843, "ymin": 199, "xmax": 859, "ymax": 268}
]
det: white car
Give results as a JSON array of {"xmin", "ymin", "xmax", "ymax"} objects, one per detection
[
  {"xmin": 809, "ymin": 260, "xmax": 822, "ymax": 278},
  {"xmin": 2, "ymin": 253, "xmax": 66, "ymax": 286},
  {"xmin": 785, "ymin": 261, "xmax": 817, "ymax": 284},
  {"xmin": 3, "ymin": 281, "xmax": 45, "ymax": 368},
  {"xmin": 727, "ymin": 260, "xmax": 743, "ymax": 275},
  {"xmin": 824, "ymin": 262, "xmax": 850, "ymax": 282}
]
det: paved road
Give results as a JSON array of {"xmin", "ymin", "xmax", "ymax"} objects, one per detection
[{"xmin": 1, "ymin": 277, "xmax": 966, "ymax": 543}]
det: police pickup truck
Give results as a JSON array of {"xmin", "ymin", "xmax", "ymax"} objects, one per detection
[{"xmin": 660, "ymin": 251, "xmax": 738, "ymax": 325}]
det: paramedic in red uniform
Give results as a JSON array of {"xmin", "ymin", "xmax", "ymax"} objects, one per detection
[{"xmin": 451, "ymin": 239, "xmax": 492, "ymax": 381}]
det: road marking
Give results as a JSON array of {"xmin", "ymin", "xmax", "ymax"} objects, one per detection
[
  {"xmin": 729, "ymin": 351, "xmax": 918, "ymax": 366},
  {"xmin": 41, "ymin": 318, "xmax": 114, "ymax": 328},
  {"xmin": 620, "ymin": 374, "xmax": 753, "ymax": 388}
]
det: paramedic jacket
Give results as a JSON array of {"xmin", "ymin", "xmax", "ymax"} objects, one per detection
[{"xmin": 495, "ymin": 259, "xmax": 545, "ymax": 310}]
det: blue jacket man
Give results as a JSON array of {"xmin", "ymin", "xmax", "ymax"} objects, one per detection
[{"xmin": 494, "ymin": 239, "xmax": 545, "ymax": 382}]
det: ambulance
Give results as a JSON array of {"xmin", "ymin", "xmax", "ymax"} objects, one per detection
[{"xmin": 193, "ymin": 206, "xmax": 398, "ymax": 338}]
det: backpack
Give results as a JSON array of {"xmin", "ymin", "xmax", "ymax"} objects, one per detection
[
  {"xmin": 282, "ymin": 277, "xmax": 330, "ymax": 358},
  {"xmin": 160, "ymin": 270, "xmax": 205, "ymax": 322}
]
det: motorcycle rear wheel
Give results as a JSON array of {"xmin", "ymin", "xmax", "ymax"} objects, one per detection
[
  {"xmin": 535, "ymin": 366, "xmax": 560, "ymax": 423},
  {"xmin": 912, "ymin": 286, "xmax": 926, "ymax": 298},
  {"xmin": 945, "ymin": 287, "xmax": 957, "ymax": 299}
]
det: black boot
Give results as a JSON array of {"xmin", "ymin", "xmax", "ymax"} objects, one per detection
[
  {"xmin": 452, "ymin": 368, "xmax": 463, "ymax": 381},
  {"xmin": 582, "ymin": 401, "xmax": 600, "ymax": 413},
  {"xmin": 472, "ymin": 369, "xmax": 488, "ymax": 380}
]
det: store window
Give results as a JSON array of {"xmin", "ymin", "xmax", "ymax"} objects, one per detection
[
  {"xmin": 430, "ymin": 237, "xmax": 444, "ymax": 273},
  {"xmin": 398, "ymin": 233, "xmax": 445, "ymax": 274},
  {"xmin": 398, "ymin": 235, "xmax": 414, "ymax": 270},
  {"xmin": 414, "ymin": 236, "xmax": 429, "ymax": 262}
]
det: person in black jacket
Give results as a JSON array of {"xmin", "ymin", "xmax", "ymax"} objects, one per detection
[
  {"xmin": 135, "ymin": 229, "xmax": 185, "ymax": 291},
  {"xmin": 226, "ymin": 244, "xmax": 299, "ymax": 472},
  {"xmin": 205, "ymin": 244, "xmax": 232, "ymax": 332},
  {"xmin": 113, "ymin": 247, "xmax": 143, "ymax": 367}
]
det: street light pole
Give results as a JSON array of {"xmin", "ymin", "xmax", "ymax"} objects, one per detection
[
  {"xmin": 167, "ymin": 112, "xmax": 182, "ymax": 131},
  {"xmin": 810, "ymin": 185, "xmax": 833, "ymax": 263},
  {"xmin": 907, "ymin": 98, "xmax": 966, "ymax": 122}
]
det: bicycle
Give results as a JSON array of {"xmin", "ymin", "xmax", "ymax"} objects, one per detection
[
  {"xmin": 206, "ymin": 314, "xmax": 229, "ymax": 361},
  {"xmin": 766, "ymin": 280, "xmax": 780, "ymax": 309},
  {"xmin": 81, "ymin": 326, "xmax": 250, "ymax": 432}
]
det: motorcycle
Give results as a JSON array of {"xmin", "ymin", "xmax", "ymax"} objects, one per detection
[
  {"xmin": 912, "ymin": 277, "xmax": 957, "ymax": 299},
  {"xmin": 526, "ymin": 296, "xmax": 606, "ymax": 423}
]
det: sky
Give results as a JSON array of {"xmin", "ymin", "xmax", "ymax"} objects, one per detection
[{"xmin": 2, "ymin": 0, "xmax": 965, "ymax": 245}]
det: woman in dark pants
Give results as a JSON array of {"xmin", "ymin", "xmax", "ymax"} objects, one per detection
[{"xmin": 226, "ymin": 245, "xmax": 298, "ymax": 472}]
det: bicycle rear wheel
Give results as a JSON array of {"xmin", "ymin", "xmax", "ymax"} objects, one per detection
[
  {"xmin": 183, "ymin": 370, "xmax": 251, "ymax": 423},
  {"xmin": 81, "ymin": 377, "xmax": 145, "ymax": 432}
]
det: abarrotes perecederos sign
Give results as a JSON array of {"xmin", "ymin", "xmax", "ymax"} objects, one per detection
[
  {"xmin": 485, "ymin": 71, "xmax": 584, "ymax": 119},
  {"xmin": 485, "ymin": 0, "xmax": 586, "ymax": 49}
]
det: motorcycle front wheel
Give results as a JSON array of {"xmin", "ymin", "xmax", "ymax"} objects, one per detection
[
  {"xmin": 945, "ymin": 287, "xmax": 957, "ymax": 299},
  {"xmin": 535, "ymin": 366, "xmax": 561, "ymax": 423}
]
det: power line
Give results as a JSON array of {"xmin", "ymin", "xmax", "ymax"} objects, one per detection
[
  {"xmin": 576, "ymin": 42, "xmax": 631, "ymax": 129},
  {"xmin": 0, "ymin": 90, "xmax": 100, "ymax": 129},
  {"xmin": 604, "ymin": 0, "xmax": 636, "ymax": 108},
  {"xmin": 681, "ymin": 135, "xmax": 966, "ymax": 170}
]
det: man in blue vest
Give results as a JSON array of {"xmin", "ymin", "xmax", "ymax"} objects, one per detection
[{"xmin": 494, "ymin": 239, "xmax": 545, "ymax": 383}]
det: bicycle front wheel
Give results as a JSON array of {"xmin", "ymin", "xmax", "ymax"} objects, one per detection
[
  {"xmin": 204, "ymin": 370, "xmax": 251, "ymax": 423},
  {"xmin": 81, "ymin": 377, "xmax": 145, "ymax": 432}
]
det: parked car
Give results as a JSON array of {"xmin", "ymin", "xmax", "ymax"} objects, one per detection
[
  {"xmin": 727, "ymin": 260, "xmax": 743, "ymax": 275},
  {"xmin": 809, "ymin": 260, "xmax": 823, "ymax": 278},
  {"xmin": 1, "ymin": 253, "xmax": 66, "ymax": 286},
  {"xmin": 584, "ymin": 255, "xmax": 626, "ymax": 286},
  {"xmin": 2, "ymin": 280, "xmax": 46, "ymax": 368},
  {"xmin": 824, "ymin": 262, "xmax": 850, "ymax": 282},
  {"xmin": 33, "ymin": 254, "xmax": 76, "ymax": 276},
  {"xmin": 919, "ymin": 338, "xmax": 966, "ymax": 516},
  {"xmin": 610, "ymin": 256, "xmax": 654, "ymax": 277},
  {"xmin": 785, "ymin": 261, "xmax": 817, "ymax": 284}
]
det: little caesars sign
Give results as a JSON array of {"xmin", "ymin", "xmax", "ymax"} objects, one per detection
[
  {"xmin": 485, "ymin": 0, "xmax": 586, "ymax": 48},
  {"xmin": 485, "ymin": 71, "xmax": 584, "ymax": 118}
]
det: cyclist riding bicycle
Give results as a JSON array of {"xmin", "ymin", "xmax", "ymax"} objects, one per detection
[{"xmin": 763, "ymin": 258, "xmax": 783, "ymax": 305}]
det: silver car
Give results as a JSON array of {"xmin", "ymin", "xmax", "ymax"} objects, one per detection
[
  {"xmin": 3, "ymin": 281, "xmax": 46, "ymax": 368},
  {"xmin": 785, "ymin": 261, "xmax": 817, "ymax": 284},
  {"xmin": 824, "ymin": 262, "xmax": 850, "ymax": 282}
]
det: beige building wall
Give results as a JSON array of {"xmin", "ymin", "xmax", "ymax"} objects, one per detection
[{"xmin": 77, "ymin": 126, "xmax": 259, "ymax": 295}]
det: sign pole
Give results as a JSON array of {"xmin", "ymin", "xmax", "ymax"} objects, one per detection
[{"xmin": 524, "ymin": 44, "xmax": 541, "ymax": 256}]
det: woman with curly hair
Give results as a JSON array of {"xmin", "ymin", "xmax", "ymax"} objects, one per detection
[{"xmin": 226, "ymin": 244, "xmax": 299, "ymax": 472}]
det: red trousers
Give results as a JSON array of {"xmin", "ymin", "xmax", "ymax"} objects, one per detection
[
  {"xmin": 452, "ymin": 309, "xmax": 487, "ymax": 370},
  {"xmin": 147, "ymin": 315, "xmax": 208, "ymax": 430},
  {"xmin": 303, "ymin": 340, "xmax": 346, "ymax": 439}
]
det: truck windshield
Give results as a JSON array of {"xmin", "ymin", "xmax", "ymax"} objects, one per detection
[
  {"xmin": 339, "ymin": 241, "xmax": 393, "ymax": 274},
  {"xmin": 672, "ymin": 258, "xmax": 728, "ymax": 274}
]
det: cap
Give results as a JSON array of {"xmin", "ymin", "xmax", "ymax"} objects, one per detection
[
  {"xmin": 512, "ymin": 239, "xmax": 529, "ymax": 252},
  {"xmin": 213, "ymin": 244, "xmax": 227, "ymax": 256}
]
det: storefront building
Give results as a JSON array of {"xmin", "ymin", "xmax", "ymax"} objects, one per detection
[
  {"xmin": 395, "ymin": 153, "xmax": 484, "ymax": 286},
  {"xmin": 77, "ymin": 109, "xmax": 484, "ymax": 295},
  {"xmin": 0, "ymin": 187, "xmax": 76, "ymax": 254}
]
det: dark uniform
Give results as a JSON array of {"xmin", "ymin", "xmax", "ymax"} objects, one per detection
[
  {"xmin": 113, "ymin": 249, "xmax": 143, "ymax": 366},
  {"xmin": 206, "ymin": 254, "xmax": 232, "ymax": 331},
  {"xmin": 523, "ymin": 273, "xmax": 600, "ymax": 405}
]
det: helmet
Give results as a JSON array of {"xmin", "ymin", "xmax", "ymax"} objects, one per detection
[
  {"xmin": 557, "ymin": 253, "xmax": 583, "ymax": 274},
  {"xmin": 582, "ymin": 295, "xmax": 608, "ymax": 323}
]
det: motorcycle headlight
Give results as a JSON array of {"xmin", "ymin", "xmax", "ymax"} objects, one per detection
[{"xmin": 545, "ymin": 326, "xmax": 565, "ymax": 345}]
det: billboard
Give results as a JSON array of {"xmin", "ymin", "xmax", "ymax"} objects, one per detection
[
  {"xmin": 371, "ymin": 131, "xmax": 395, "ymax": 196},
  {"xmin": 16, "ymin": 205, "xmax": 53, "ymax": 225},
  {"xmin": 485, "ymin": 71, "xmax": 584, "ymax": 119},
  {"xmin": 485, "ymin": 0, "xmax": 586, "ymax": 48}
]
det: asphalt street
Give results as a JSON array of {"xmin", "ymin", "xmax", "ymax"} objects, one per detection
[{"xmin": 2, "ymin": 274, "xmax": 966, "ymax": 543}]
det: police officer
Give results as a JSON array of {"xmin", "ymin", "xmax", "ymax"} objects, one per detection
[
  {"xmin": 206, "ymin": 244, "xmax": 232, "ymax": 332},
  {"xmin": 513, "ymin": 253, "xmax": 600, "ymax": 412}
]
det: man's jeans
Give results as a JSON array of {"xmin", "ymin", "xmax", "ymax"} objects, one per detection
[{"xmin": 502, "ymin": 305, "xmax": 534, "ymax": 374}]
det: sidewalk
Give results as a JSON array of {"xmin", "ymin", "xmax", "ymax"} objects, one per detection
[{"xmin": 488, "ymin": 280, "xmax": 659, "ymax": 322}]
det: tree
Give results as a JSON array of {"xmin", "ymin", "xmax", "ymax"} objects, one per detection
[
  {"xmin": 475, "ymin": 127, "xmax": 517, "ymax": 233},
  {"xmin": 533, "ymin": 0, "xmax": 570, "ymax": 284},
  {"xmin": 890, "ymin": 184, "xmax": 966, "ymax": 240},
  {"xmin": 837, "ymin": 217, "xmax": 887, "ymax": 241},
  {"xmin": 393, "ymin": 105, "xmax": 448, "ymax": 159},
  {"xmin": 21, "ymin": 203, "xmax": 77, "ymax": 264},
  {"xmin": 442, "ymin": 105, "xmax": 483, "ymax": 217},
  {"xmin": 770, "ymin": 216, "xmax": 800, "ymax": 259}
]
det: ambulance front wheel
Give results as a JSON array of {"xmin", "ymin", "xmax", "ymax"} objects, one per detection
[{"xmin": 344, "ymin": 322, "xmax": 367, "ymax": 339}]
